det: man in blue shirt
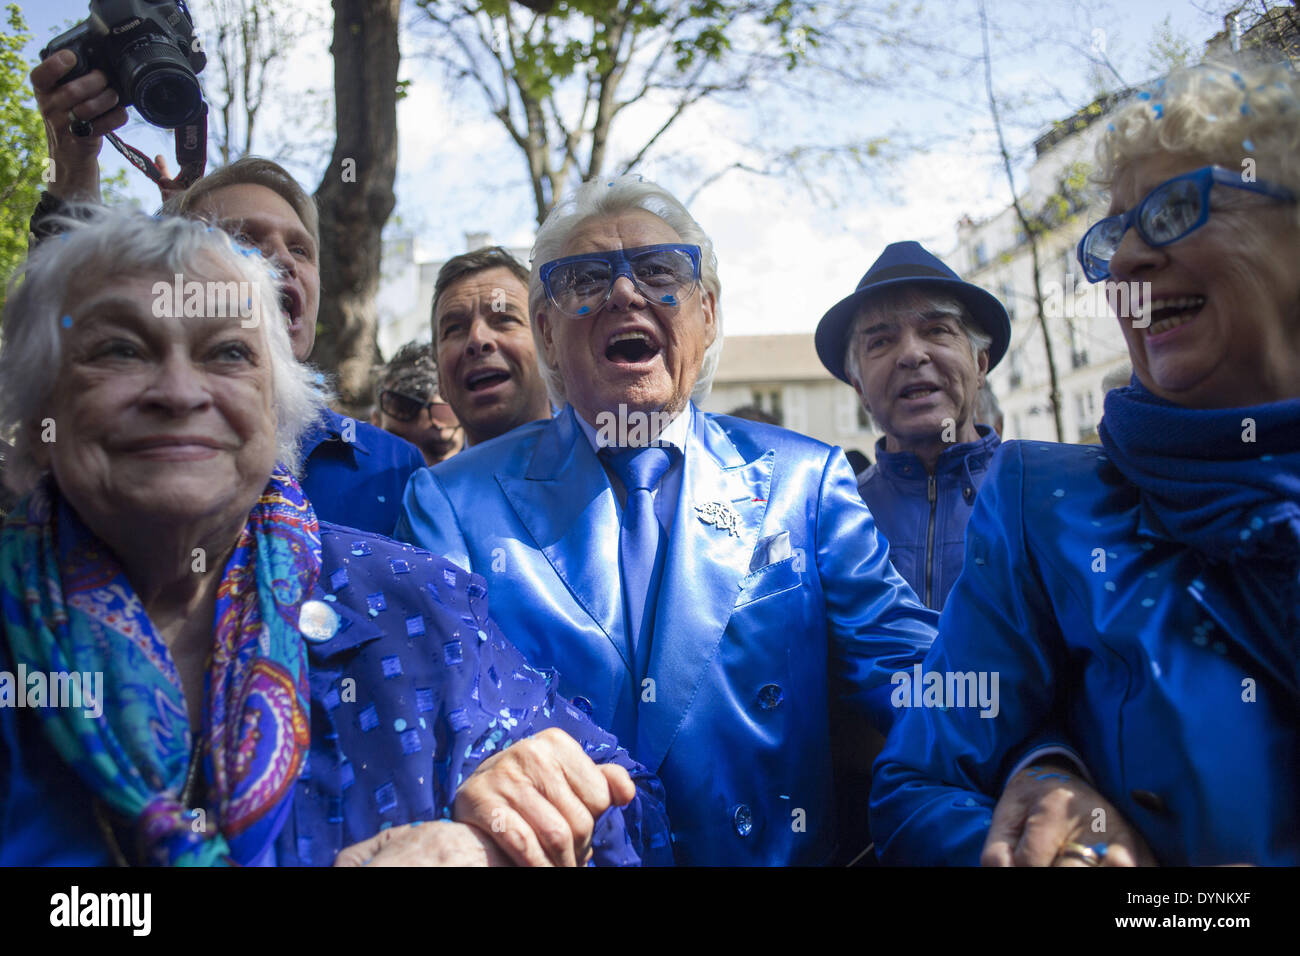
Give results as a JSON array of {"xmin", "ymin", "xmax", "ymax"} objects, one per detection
[
  {"xmin": 167, "ymin": 158, "xmax": 425, "ymax": 535},
  {"xmin": 25, "ymin": 146, "xmax": 423, "ymax": 535}
]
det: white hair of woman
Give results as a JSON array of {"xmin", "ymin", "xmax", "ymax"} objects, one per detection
[
  {"xmin": 528, "ymin": 175, "xmax": 725, "ymax": 408},
  {"xmin": 0, "ymin": 204, "xmax": 326, "ymax": 494}
]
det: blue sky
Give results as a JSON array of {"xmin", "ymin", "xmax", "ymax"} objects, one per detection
[{"xmin": 14, "ymin": 0, "xmax": 1233, "ymax": 338}]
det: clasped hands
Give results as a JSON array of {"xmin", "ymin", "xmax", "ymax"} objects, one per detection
[
  {"xmin": 334, "ymin": 728, "xmax": 635, "ymax": 867},
  {"xmin": 982, "ymin": 760, "xmax": 1156, "ymax": 867}
]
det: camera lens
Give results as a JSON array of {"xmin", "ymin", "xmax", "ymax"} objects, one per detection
[{"xmin": 115, "ymin": 40, "xmax": 204, "ymax": 128}]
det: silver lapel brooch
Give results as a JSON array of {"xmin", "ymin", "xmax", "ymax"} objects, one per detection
[{"xmin": 695, "ymin": 500, "xmax": 742, "ymax": 537}]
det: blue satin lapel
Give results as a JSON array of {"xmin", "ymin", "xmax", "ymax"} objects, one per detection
[
  {"xmin": 638, "ymin": 411, "xmax": 774, "ymax": 772},
  {"xmin": 497, "ymin": 408, "xmax": 633, "ymax": 675}
]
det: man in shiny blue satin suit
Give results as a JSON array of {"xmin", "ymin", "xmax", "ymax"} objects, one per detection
[{"xmin": 397, "ymin": 175, "xmax": 940, "ymax": 865}]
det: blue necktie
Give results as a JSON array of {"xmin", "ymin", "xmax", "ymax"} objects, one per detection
[{"xmin": 601, "ymin": 445, "xmax": 676, "ymax": 677}]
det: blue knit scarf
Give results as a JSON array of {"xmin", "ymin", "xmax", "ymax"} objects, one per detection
[{"xmin": 1099, "ymin": 380, "xmax": 1300, "ymax": 564}]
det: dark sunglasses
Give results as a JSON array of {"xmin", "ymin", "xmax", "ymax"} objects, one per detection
[{"xmin": 380, "ymin": 388, "xmax": 452, "ymax": 423}]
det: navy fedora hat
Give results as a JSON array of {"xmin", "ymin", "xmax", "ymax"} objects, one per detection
[{"xmin": 815, "ymin": 240, "xmax": 1011, "ymax": 384}]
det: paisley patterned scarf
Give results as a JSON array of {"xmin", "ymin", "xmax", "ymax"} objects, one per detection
[{"xmin": 0, "ymin": 469, "xmax": 319, "ymax": 865}]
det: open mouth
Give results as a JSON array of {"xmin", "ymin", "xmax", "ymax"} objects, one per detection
[
  {"xmin": 465, "ymin": 368, "xmax": 510, "ymax": 392},
  {"xmin": 605, "ymin": 330, "xmax": 662, "ymax": 366},
  {"xmin": 898, "ymin": 384, "xmax": 941, "ymax": 401},
  {"xmin": 279, "ymin": 286, "xmax": 303, "ymax": 322},
  {"xmin": 1145, "ymin": 296, "xmax": 1205, "ymax": 336}
]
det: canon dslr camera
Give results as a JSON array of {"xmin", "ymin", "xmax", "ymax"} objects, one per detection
[{"xmin": 42, "ymin": 0, "xmax": 206, "ymax": 129}]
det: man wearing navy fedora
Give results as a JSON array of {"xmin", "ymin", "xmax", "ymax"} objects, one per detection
[
  {"xmin": 815, "ymin": 241, "xmax": 1010, "ymax": 610},
  {"xmin": 819, "ymin": 244, "xmax": 1158, "ymax": 865}
]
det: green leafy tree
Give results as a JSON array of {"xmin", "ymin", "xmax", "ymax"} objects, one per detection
[
  {"xmin": 416, "ymin": 0, "xmax": 931, "ymax": 223},
  {"xmin": 0, "ymin": 4, "xmax": 47, "ymax": 307}
]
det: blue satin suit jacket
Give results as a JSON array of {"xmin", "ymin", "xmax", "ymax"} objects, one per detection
[{"xmin": 398, "ymin": 404, "xmax": 938, "ymax": 864}]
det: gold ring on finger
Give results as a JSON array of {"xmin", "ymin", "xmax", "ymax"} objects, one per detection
[{"xmin": 1055, "ymin": 841, "xmax": 1104, "ymax": 866}]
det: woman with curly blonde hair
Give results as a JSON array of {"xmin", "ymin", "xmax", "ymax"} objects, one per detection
[{"xmin": 872, "ymin": 58, "xmax": 1300, "ymax": 867}]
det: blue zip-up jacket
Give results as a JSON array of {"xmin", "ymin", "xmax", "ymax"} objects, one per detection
[{"xmin": 857, "ymin": 425, "xmax": 1001, "ymax": 610}]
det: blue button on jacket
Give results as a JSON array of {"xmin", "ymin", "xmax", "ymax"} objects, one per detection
[
  {"xmin": 300, "ymin": 409, "xmax": 425, "ymax": 536},
  {"xmin": 398, "ymin": 404, "xmax": 939, "ymax": 865},
  {"xmin": 0, "ymin": 523, "xmax": 671, "ymax": 866},
  {"xmin": 857, "ymin": 425, "xmax": 1001, "ymax": 610},
  {"xmin": 870, "ymin": 441, "xmax": 1300, "ymax": 865}
]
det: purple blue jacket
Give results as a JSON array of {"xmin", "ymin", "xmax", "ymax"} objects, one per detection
[{"xmin": 0, "ymin": 523, "xmax": 671, "ymax": 866}]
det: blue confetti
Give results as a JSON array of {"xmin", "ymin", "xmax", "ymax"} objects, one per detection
[
  {"xmin": 359, "ymin": 705, "xmax": 379, "ymax": 732},
  {"xmin": 60, "ymin": 315, "xmax": 73, "ymax": 328},
  {"xmin": 578, "ymin": 305, "xmax": 590, "ymax": 315},
  {"xmin": 1243, "ymin": 138, "xmax": 1256, "ymax": 151}
]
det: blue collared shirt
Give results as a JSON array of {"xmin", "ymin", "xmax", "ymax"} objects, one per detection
[{"xmin": 299, "ymin": 409, "xmax": 425, "ymax": 535}]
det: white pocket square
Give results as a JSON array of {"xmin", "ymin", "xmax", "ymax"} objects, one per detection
[{"xmin": 751, "ymin": 530, "xmax": 792, "ymax": 571}]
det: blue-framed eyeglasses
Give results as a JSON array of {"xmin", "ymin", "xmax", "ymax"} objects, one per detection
[
  {"xmin": 539, "ymin": 243, "xmax": 702, "ymax": 317},
  {"xmin": 1077, "ymin": 165, "xmax": 1296, "ymax": 282}
]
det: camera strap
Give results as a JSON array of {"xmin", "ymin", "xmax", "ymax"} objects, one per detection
[{"xmin": 104, "ymin": 103, "xmax": 209, "ymax": 193}]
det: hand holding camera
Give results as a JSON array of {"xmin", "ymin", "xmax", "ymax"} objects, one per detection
[
  {"xmin": 32, "ymin": 0, "xmax": 208, "ymax": 201},
  {"xmin": 30, "ymin": 50, "xmax": 128, "ymax": 201}
]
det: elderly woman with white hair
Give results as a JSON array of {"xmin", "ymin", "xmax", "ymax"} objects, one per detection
[
  {"xmin": 398, "ymin": 174, "xmax": 940, "ymax": 865},
  {"xmin": 872, "ymin": 59, "xmax": 1300, "ymax": 865},
  {"xmin": 0, "ymin": 206, "xmax": 670, "ymax": 867}
]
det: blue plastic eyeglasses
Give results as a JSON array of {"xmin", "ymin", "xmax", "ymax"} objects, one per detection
[
  {"xmin": 539, "ymin": 243, "xmax": 702, "ymax": 317},
  {"xmin": 1077, "ymin": 165, "xmax": 1296, "ymax": 282}
]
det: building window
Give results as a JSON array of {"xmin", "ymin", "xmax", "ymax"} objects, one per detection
[
  {"xmin": 1075, "ymin": 390, "xmax": 1099, "ymax": 442},
  {"xmin": 857, "ymin": 403, "xmax": 872, "ymax": 430},
  {"xmin": 1008, "ymin": 351, "xmax": 1023, "ymax": 389},
  {"xmin": 1000, "ymin": 280, "xmax": 1016, "ymax": 322},
  {"xmin": 750, "ymin": 388, "xmax": 784, "ymax": 425},
  {"xmin": 1074, "ymin": 390, "xmax": 1096, "ymax": 421},
  {"xmin": 1069, "ymin": 320, "xmax": 1089, "ymax": 369},
  {"xmin": 973, "ymin": 241, "xmax": 989, "ymax": 269}
]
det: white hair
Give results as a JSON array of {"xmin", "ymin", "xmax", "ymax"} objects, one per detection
[
  {"xmin": 843, "ymin": 287, "xmax": 992, "ymax": 392},
  {"xmin": 528, "ymin": 175, "xmax": 724, "ymax": 408},
  {"xmin": 0, "ymin": 204, "xmax": 327, "ymax": 495}
]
